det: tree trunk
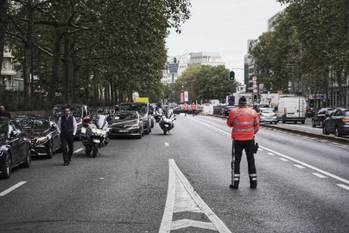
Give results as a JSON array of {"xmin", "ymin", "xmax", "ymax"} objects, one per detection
[
  {"xmin": 0, "ymin": 0, "xmax": 9, "ymax": 69},
  {"xmin": 50, "ymin": 28, "xmax": 63, "ymax": 101}
]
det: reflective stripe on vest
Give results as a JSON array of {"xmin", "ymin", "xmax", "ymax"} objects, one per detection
[
  {"xmin": 233, "ymin": 121, "xmax": 254, "ymax": 126},
  {"xmin": 233, "ymin": 128, "xmax": 254, "ymax": 132}
]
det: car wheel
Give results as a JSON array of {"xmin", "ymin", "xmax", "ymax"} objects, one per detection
[
  {"xmin": 335, "ymin": 127, "xmax": 343, "ymax": 137},
  {"xmin": 22, "ymin": 147, "xmax": 31, "ymax": 168},
  {"xmin": 92, "ymin": 146, "xmax": 98, "ymax": 158},
  {"xmin": 323, "ymin": 126, "xmax": 329, "ymax": 135},
  {"xmin": 0, "ymin": 154, "xmax": 12, "ymax": 179}
]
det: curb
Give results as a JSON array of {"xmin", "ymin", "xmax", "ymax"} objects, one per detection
[{"xmin": 209, "ymin": 114, "xmax": 349, "ymax": 146}]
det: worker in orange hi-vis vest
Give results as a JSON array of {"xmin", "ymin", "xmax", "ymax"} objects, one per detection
[
  {"xmin": 183, "ymin": 103, "xmax": 188, "ymax": 116},
  {"xmin": 191, "ymin": 102, "xmax": 197, "ymax": 116},
  {"xmin": 227, "ymin": 96, "xmax": 260, "ymax": 189}
]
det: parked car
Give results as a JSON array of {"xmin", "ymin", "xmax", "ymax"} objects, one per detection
[
  {"xmin": 15, "ymin": 116, "xmax": 60, "ymax": 158},
  {"xmin": 120, "ymin": 103, "xmax": 152, "ymax": 135},
  {"xmin": 323, "ymin": 108, "xmax": 349, "ymax": 137},
  {"xmin": 312, "ymin": 108, "xmax": 334, "ymax": 128},
  {"xmin": 224, "ymin": 106, "xmax": 236, "ymax": 117},
  {"xmin": 0, "ymin": 117, "xmax": 31, "ymax": 178},
  {"xmin": 259, "ymin": 108, "xmax": 278, "ymax": 124},
  {"xmin": 108, "ymin": 111, "xmax": 144, "ymax": 138}
]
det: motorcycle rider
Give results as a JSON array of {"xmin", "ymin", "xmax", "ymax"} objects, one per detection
[
  {"xmin": 227, "ymin": 96, "xmax": 259, "ymax": 189},
  {"xmin": 57, "ymin": 106, "xmax": 77, "ymax": 166}
]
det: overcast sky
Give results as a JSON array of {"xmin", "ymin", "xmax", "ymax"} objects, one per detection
[{"xmin": 165, "ymin": 0, "xmax": 285, "ymax": 83}]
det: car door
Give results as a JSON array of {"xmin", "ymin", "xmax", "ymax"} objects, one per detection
[
  {"xmin": 12, "ymin": 122, "xmax": 27, "ymax": 162},
  {"xmin": 329, "ymin": 110, "xmax": 341, "ymax": 132},
  {"xmin": 7, "ymin": 123, "xmax": 22, "ymax": 165}
]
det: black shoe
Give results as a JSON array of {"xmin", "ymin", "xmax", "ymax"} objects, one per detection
[
  {"xmin": 229, "ymin": 184, "xmax": 239, "ymax": 189},
  {"xmin": 250, "ymin": 181, "xmax": 257, "ymax": 189}
]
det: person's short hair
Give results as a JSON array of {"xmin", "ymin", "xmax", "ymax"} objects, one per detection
[
  {"xmin": 238, "ymin": 96, "xmax": 247, "ymax": 106},
  {"xmin": 62, "ymin": 105, "xmax": 71, "ymax": 111}
]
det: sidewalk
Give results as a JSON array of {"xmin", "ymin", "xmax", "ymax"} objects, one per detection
[{"xmin": 210, "ymin": 114, "xmax": 349, "ymax": 145}]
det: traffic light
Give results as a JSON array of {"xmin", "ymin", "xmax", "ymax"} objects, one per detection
[{"xmin": 229, "ymin": 71, "xmax": 235, "ymax": 81}]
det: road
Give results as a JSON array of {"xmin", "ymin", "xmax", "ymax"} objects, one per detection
[{"xmin": 1, "ymin": 115, "xmax": 349, "ymax": 233}]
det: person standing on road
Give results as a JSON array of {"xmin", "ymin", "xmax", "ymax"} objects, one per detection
[
  {"xmin": 57, "ymin": 106, "xmax": 77, "ymax": 166},
  {"xmin": 0, "ymin": 105, "xmax": 11, "ymax": 119},
  {"xmin": 183, "ymin": 103, "xmax": 188, "ymax": 116},
  {"xmin": 227, "ymin": 96, "xmax": 259, "ymax": 189},
  {"xmin": 191, "ymin": 102, "xmax": 197, "ymax": 116}
]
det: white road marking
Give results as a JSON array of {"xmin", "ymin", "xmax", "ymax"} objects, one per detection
[
  {"xmin": 293, "ymin": 164, "xmax": 305, "ymax": 169},
  {"xmin": 279, "ymin": 158, "xmax": 289, "ymax": 162},
  {"xmin": 0, "ymin": 181, "xmax": 27, "ymax": 197},
  {"xmin": 159, "ymin": 159, "xmax": 232, "ymax": 233},
  {"xmin": 312, "ymin": 173, "xmax": 327, "ymax": 179},
  {"xmin": 74, "ymin": 148, "xmax": 84, "ymax": 154},
  {"xmin": 267, "ymin": 152, "xmax": 274, "ymax": 156},
  {"xmin": 193, "ymin": 117, "xmax": 349, "ymax": 186},
  {"xmin": 99, "ymin": 177, "xmax": 105, "ymax": 180},
  {"xmin": 337, "ymin": 184, "xmax": 349, "ymax": 191},
  {"xmin": 164, "ymin": 142, "xmax": 170, "ymax": 147}
]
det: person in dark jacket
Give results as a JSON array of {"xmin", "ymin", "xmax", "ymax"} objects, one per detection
[
  {"xmin": 0, "ymin": 105, "xmax": 11, "ymax": 119},
  {"xmin": 57, "ymin": 106, "xmax": 77, "ymax": 166}
]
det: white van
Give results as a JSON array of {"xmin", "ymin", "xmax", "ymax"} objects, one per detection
[{"xmin": 276, "ymin": 96, "xmax": 307, "ymax": 124}]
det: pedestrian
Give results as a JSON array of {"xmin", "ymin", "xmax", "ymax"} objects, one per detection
[
  {"xmin": 183, "ymin": 103, "xmax": 188, "ymax": 116},
  {"xmin": 0, "ymin": 105, "xmax": 11, "ymax": 119},
  {"xmin": 57, "ymin": 106, "xmax": 77, "ymax": 166},
  {"xmin": 191, "ymin": 102, "xmax": 197, "ymax": 116},
  {"xmin": 227, "ymin": 96, "xmax": 259, "ymax": 189}
]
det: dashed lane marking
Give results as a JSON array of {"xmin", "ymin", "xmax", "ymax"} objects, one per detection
[
  {"xmin": 312, "ymin": 172, "xmax": 327, "ymax": 179},
  {"xmin": 192, "ymin": 117, "xmax": 349, "ymax": 186},
  {"xmin": 0, "ymin": 181, "xmax": 27, "ymax": 197},
  {"xmin": 337, "ymin": 184, "xmax": 349, "ymax": 191},
  {"xmin": 159, "ymin": 159, "xmax": 232, "ymax": 233},
  {"xmin": 267, "ymin": 152, "xmax": 274, "ymax": 156},
  {"xmin": 294, "ymin": 164, "xmax": 305, "ymax": 169},
  {"xmin": 279, "ymin": 158, "xmax": 289, "ymax": 162},
  {"xmin": 74, "ymin": 148, "xmax": 84, "ymax": 154},
  {"xmin": 164, "ymin": 142, "xmax": 170, "ymax": 147}
]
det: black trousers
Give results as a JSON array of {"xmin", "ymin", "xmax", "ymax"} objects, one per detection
[
  {"xmin": 231, "ymin": 140, "xmax": 256, "ymax": 175},
  {"xmin": 61, "ymin": 135, "xmax": 74, "ymax": 163}
]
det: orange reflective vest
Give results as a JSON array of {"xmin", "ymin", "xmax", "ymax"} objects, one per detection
[
  {"xmin": 227, "ymin": 107, "xmax": 259, "ymax": 141},
  {"xmin": 191, "ymin": 104, "xmax": 196, "ymax": 111},
  {"xmin": 184, "ymin": 104, "xmax": 188, "ymax": 111}
]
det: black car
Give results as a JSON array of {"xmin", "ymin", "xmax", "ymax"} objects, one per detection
[
  {"xmin": 312, "ymin": 108, "xmax": 334, "ymax": 128},
  {"xmin": 323, "ymin": 108, "xmax": 349, "ymax": 137},
  {"xmin": 16, "ymin": 116, "xmax": 61, "ymax": 158},
  {"xmin": 0, "ymin": 117, "xmax": 31, "ymax": 178},
  {"xmin": 108, "ymin": 111, "xmax": 144, "ymax": 139},
  {"xmin": 120, "ymin": 103, "xmax": 152, "ymax": 134}
]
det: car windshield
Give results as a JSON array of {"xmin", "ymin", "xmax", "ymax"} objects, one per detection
[
  {"xmin": 17, "ymin": 118, "xmax": 50, "ymax": 130},
  {"xmin": 0, "ymin": 119, "xmax": 9, "ymax": 139},
  {"xmin": 344, "ymin": 111, "xmax": 349, "ymax": 117},
  {"xmin": 261, "ymin": 108, "xmax": 274, "ymax": 113},
  {"xmin": 113, "ymin": 112, "xmax": 138, "ymax": 122},
  {"xmin": 120, "ymin": 104, "xmax": 147, "ymax": 114}
]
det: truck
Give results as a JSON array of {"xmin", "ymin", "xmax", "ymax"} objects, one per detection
[{"xmin": 276, "ymin": 96, "xmax": 307, "ymax": 124}]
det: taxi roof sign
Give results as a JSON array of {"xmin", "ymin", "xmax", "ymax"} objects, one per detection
[{"xmin": 135, "ymin": 97, "xmax": 149, "ymax": 104}]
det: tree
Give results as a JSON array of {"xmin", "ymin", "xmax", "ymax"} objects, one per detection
[{"xmin": 173, "ymin": 65, "xmax": 237, "ymax": 103}]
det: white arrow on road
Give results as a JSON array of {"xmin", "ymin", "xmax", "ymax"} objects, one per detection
[{"xmin": 159, "ymin": 159, "xmax": 232, "ymax": 233}]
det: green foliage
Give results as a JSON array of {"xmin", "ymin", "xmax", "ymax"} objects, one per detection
[
  {"xmin": 251, "ymin": 0, "xmax": 349, "ymax": 103},
  {"xmin": 2, "ymin": 0, "xmax": 191, "ymax": 108},
  {"xmin": 171, "ymin": 65, "xmax": 237, "ymax": 103}
]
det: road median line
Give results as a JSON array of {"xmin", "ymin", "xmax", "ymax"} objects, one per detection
[{"xmin": 0, "ymin": 181, "xmax": 27, "ymax": 197}]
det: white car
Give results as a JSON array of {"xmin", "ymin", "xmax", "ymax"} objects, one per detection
[{"xmin": 259, "ymin": 108, "xmax": 278, "ymax": 124}]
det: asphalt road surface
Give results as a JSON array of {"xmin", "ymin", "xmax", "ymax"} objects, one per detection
[{"xmin": 1, "ymin": 115, "xmax": 348, "ymax": 233}]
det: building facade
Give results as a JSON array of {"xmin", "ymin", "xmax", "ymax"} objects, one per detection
[
  {"xmin": 0, "ymin": 47, "xmax": 23, "ymax": 92},
  {"xmin": 162, "ymin": 52, "xmax": 225, "ymax": 84},
  {"xmin": 244, "ymin": 40, "xmax": 257, "ymax": 93}
]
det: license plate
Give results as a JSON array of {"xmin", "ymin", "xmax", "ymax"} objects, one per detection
[
  {"xmin": 93, "ymin": 139, "xmax": 100, "ymax": 143},
  {"xmin": 119, "ymin": 130, "xmax": 128, "ymax": 133}
]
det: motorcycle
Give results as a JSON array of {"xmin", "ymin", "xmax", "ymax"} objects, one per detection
[
  {"xmin": 159, "ymin": 112, "xmax": 175, "ymax": 135},
  {"xmin": 80, "ymin": 115, "xmax": 109, "ymax": 157}
]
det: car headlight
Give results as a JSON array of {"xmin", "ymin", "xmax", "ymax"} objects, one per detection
[{"xmin": 36, "ymin": 136, "xmax": 49, "ymax": 144}]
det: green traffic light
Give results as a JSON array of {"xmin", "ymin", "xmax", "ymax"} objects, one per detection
[{"xmin": 229, "ymin": 71, "xmax": 235, "ymax": 81}]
